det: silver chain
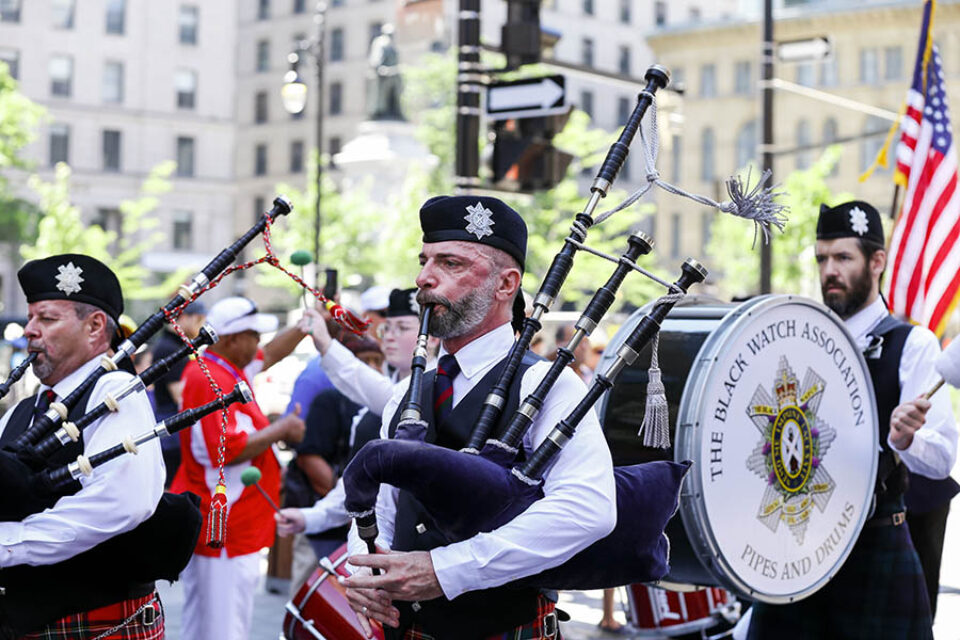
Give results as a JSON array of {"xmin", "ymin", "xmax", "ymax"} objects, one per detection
[{"xmin": 89, "ymin": 595, "xmax": 160, "ymax": 640}]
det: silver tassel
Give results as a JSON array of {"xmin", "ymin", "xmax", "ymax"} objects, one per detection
[{"xmin": 639, "ymin": 332, "xmax": 671, "ymax": 449}]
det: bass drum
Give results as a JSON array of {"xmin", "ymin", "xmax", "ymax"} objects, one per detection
[
  {"xmin": 598, "ymin": 295, "xmax": 878, "ymax": 603},
  {"xmin": 283, "ymin": 544, "xmax": 384, "ymax": 640}
]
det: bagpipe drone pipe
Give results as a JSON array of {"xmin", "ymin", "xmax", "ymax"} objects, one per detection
[
  {"xmin": 343, "ymin": 62, "xmax": 787, "ymax": 592},
  {"xmin": 0, "ymin": 353, "xmax": 37, "ymax": 402},
  {"xmin": 0, "ymin": 384, "xmax": 252, "ymax": 639}
]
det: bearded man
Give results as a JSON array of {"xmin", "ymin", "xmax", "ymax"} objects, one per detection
[
  {"xmin": 342, "ymin": 195, "xmax": 617, "ymax": 640},
  {"xmin": 747, "ymin": 201, "xmax": 958, "ymax": 639}
]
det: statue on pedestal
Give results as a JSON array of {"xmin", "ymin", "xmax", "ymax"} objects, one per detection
[{"xmin": 366, "ymin": 24, "xmax": 404, "ymax": 120}]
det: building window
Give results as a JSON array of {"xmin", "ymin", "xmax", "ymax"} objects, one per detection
[
  {"xmin": 258, "ymin": 0, "xmax": 270, "ymax": 20},
  {"xmin": 175, "ymin": 69, "xmax": 196, "ymax": 109},
  {"xmin": 701, "ymin": 127, "xmax": 715, "ymax": 182},
  {"xmin": 49, "ymin": 55, "xmax": 73, "ymax": 97},
  {"xmin": 670, "ymin": 213, "xmax": 681, "ymax": 259},
  {"xmin": 796, "ymin": 119, "xmax": 811, "ymax": 169},
  {"xmin": 583, "ymin": 0, "xmax": 594, "ymax": 15},
  {"xmin": 823, "ymin": 117, "xmax": 838, "ymax": 176},
  {"xmin": 672, "ymin": 67, "xmax": 685, "ymax": 92},
  {"xmin": 654, "ymin": 1, "xmax": 667, "ymax": 26},
  {"xmin": 103, "ymin": 61, "xmax": 124, "ymax": 103},
  {"xmin": 0, "ymin": 0, "xmax": 21, "ymax": 22},
  {"xmin": 329, "ymin": 136, "xmax": 342, "ymax": 164},
  {"xmin": 254, "ymin": 196, "xmax": 265, "ymax": 223},
  {"xmin": 257, "ymin": 40, "xmax": 270, "ymax": 72},
  {"xmin": 176, "ymin": 136, "xmax": 195, "ymax": 177},
  {"xmin": 699, "ymin": 64, "xmax": 716, "ymax": 98},
  {"xmin": 820, "ymin": 56, "xmax": 838, "ymax": 87},
  {"xmin": 0, "ymin": 49, "xmax": 19, "ymax": 79},
  {"xmin": 618, "ymin": 45, "xmax": 630, "ymax": 76},
  {"xmin": 581, "ymin": 38, "xmax": 594, "ymax": 68},
  {"xmin": 331, "ymin": 0, "xmax": 343, "ymax": 7},
  {"xmin": 689, "ymin": 6, "xmax": 701, "ymax": 20},
  {"xmin": 735, "ymin": 120, "xmax": 756, "ymax": 170},
  {"xmin": 106, "ymin": 0, "xmax": 125, "ymax": 35},
  {"xmin": 49, "ymin": 124, "xmax": 70, "ymax": 165},
  {"xmin": 617, "ymin": 96, "xmax": 630, "ymax": 123},
  {"xmin": 369, "ymin": 22, "xmax": 383, "ymax": 45},
  {"xmin": 52, "ymin": 0, "xmax": 75, "ymax": 29},
  {"xmin": 861, "ymin": 115, "xmax": 889, "ymax": 173},
  {"xmin": 255, "ymin": 91, "xmax": 269, "ymax": 123},
  {"xmin": 102, "ymin": 130, "xmax": 122, "ymax": 172},
  {"xmin": 290, "ymin": 140, "xmax": 304, "ymax": 173},
  {"xmin": 619, "ymin": 0, "xmax": 630, "ymax": 24},
  {"xmin": 796, "ymin": 62, "xmax": 815, "ymax": 87},
  {"xmin": 179, "ymin": 6, "xmax": 198, "ymax": 45},
  {"xmin": 173, "ymin": 211, "xmax": 193, "ymax": 250},
  {"xmin": 859, "ymin": 48, "xmax": 878, "ymax": 85},
  {"xmin": 294, "ymin": 0, "xmax": 307, "ymax": 13},
  {"xmin": 92, "ymin": 208, "xmax": 122, "ymax": 236},
  {"xmin": 580, "ymin": 89, "xmax": 594, "ymax": 120},
  {"xmin": 329, "ymin": 81, "xmax": 342, "ymax": 114},
  {"xmin": 330, "ymin": 28, "xmax": 344, "ymax": 62},
  {"xmin": 255, "ymin": 144, "xmax": 268, "ymax": 176},
  {"xmin": 734, "ymin": 61, "xmax": 751, "ymax": 96},
  {"xmin": 671, "ymin": 134, "xmax": 682, "ymax": 183},
  {"xmin": 884, "ymin": 46, "xmax": 902, "ymax": 82}
]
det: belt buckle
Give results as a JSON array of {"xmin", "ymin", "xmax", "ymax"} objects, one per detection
[
  {"xmin": 542, "ymin": 611, "xmax": 558, "ymax": 639},
  {"xmin": 892, "ymin": 511, "xmax": 906, "ymax": 526},
  {"xmin": 141, "ymin": 603, "xmax": 159, "ymax": 627}
]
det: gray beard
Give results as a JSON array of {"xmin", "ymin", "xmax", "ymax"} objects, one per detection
[
  {"xmin": 418, "ymin": 280, "xmax": 496, "ymax": 339},
  {"xmin": 31, "ymin": 354, "xmax": 54, "ymax": 381}
]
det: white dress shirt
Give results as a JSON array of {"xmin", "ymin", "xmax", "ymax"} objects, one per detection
[
  {"xmin": 0, "ymin": 354, "xmax": 164, "ymax": 567},
  {"xmin": 845, "ymin": 297, "xmax": 958, "ymax": 479},
  {"xmin": 347, "ymin": 322, "xmax": 617, "ymax": 599},
  {"xmin": 321, "ymin": 340, "xmax": 395, "ymax": 415}
]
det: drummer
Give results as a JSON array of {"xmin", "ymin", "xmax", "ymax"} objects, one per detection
[{"xmin": 748, "ymin": 201, "xmax": 958, "ymax": 638}]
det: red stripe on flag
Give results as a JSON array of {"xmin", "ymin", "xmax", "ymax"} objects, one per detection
[
  {"xmin": 904, "ymin": 155, "xmax": 951, "ymax": 310},
  {"xmin": 889, "ymin": 150, "xmax": 939, "ymax": 312},
  {"xmin": 930, "ymin": 264, "xmax": 960, "ymax": 334},
  {"xmin": 923, "ymin": 175, "xmax": 959, "ymax": 291}
]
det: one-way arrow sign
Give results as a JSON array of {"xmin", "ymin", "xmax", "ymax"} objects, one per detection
[{"xmin": 487, "ymin": 75, "xmax": 566, "ymax": 121}]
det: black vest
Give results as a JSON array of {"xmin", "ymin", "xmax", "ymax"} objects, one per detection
[
  {"xmin": 385, "ymin": 351, "xmax": 543, "ymax": 640},
  {"xmin": 0, "ymin": 384, "xmax": 155, "ymax": 637},
  {"xmin": 864, "ymin": 315, "xmax": 914, "ymax": 513}
]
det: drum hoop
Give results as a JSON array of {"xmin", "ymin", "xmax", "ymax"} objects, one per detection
[
  {"xmin": 675, "ymin": 294, "xmax": 879, "ymax": 604},
  {"xmin": 292, "ymin": 549, "xmax": 350, "ymax": 612},
  {"xmin": 284, "ymin": 601, "xmax": 332, "ymax": 639}
]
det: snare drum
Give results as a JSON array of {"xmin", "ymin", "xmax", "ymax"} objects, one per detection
[
  {"xmin": 600, "ymin": 295, "xmax": 879, "ymax": 603},
  {"xmin": 626, "ymin": 585, "xmax": 738, "ymax": 637},
  {"xmin": 283, "ymin": 544, "xmax": 384, "ymax": 640}
]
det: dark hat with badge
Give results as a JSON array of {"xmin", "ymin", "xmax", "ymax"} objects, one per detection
[
  {"xmin": 18, "ymin": 253, "xmax": 123, "ymax": 322},
  {"xmin": 387, "ymin": 288, "xmax": 420, "ymax": 318},
  {"xmin": 816, "ymin": 201, "xmax": 885, "ymax": 245},
  {"xmin": 419, "ymin": 195, "xmax": 527, "ymax": 270}
]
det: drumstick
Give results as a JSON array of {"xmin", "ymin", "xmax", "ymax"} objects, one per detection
[
  {"xmin": 241, "ymin": 466, "xmax": 289, "ymax": 521},
  {"xmin": 924, "ymin": 379, "xmax": 944, "ymax": 400}
]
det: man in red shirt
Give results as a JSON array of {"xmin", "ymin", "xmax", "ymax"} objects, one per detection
[{"xmin": 171, "ymin": 296, "xmax": 305, "ymax": 640}]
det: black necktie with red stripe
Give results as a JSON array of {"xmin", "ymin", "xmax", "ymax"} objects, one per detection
[
  {"xmin": 34, "ymin": 388, "xmax": 56, "ymax": 424},
  {"xmin": 433, "ymin": 354, "xmax": 460, "ymax": 427}
]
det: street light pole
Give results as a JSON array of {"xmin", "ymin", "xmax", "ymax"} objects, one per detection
[
  {"xmin": 282, "ymin": 1, "xmax": 327, "ymax": 285},
  {"xmin": 760, "ymin": 0, "xmax": 774, "ymax": 294}
]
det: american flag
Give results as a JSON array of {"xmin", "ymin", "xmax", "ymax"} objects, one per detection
[{"xmin": 886, "ymin": 1, "xmax": 960, "ymax": 337}]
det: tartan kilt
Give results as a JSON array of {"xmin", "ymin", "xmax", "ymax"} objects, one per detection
[
  {"xmin": 747, "ymin": 522, "xmax": 933, "ymax": 640},
  {"xmin": 19, "ymin": 592, "xmax": 164, "ymax": 640},
  {"xmin": 401, "ymin": 594, "xmax": 561, "ymax": 640}
]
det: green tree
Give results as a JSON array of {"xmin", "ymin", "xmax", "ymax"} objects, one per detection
[
  {"xmin": 22, "ymin": 162, "xmax": 187, "ymax": 301},
  {"xmin": 705, "ymin": 147, "xmax": 853, "ymax": 300}
]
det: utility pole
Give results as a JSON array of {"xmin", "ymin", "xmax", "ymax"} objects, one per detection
[
  {"xmin": 455, "ymin": 0, "xmax": 482, "ymax": 192},
  {"xmin": 761, "ymin": 0, "xmax": 774, "ymax": 294}
]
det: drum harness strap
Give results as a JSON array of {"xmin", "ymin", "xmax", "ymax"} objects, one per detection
[{"xmin": 863, "ymin": 315, "xmax": 907, "ymax": 528}]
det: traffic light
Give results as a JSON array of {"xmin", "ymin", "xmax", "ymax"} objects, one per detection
[
  {"xmin": 489, "ymin": 107, "xmax": 573, "ymax": 192},
  {"xmin": 501, "ymin": 0, "xmax": 541, "ymax": 69}
]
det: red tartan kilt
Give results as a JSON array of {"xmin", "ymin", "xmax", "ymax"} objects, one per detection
[
  {"xmin": 402, "ymin": 594, "xmax": 560, "ymax": 640},
  {"xmin": 20, "ymin": 592, "xmax": 164, "ymax": 640}
]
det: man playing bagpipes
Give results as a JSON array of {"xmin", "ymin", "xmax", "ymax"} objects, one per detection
[
  {"xmin": 341, "ymin": 196, "xmax": 618, "ymax": 640},
  {"xmin": 170, "ymin": 296, "xmax": 307, "ymax": 640},
  {"xmin": 0, "ymin": 254, "xmax": 166, "ymax": 639}
]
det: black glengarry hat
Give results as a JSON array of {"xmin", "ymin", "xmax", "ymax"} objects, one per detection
[
  {"xmin": 18, "ymin": 253, "xmax": 123, "ymax": 321},
  {"xmin": 387, "ymin": 288, "xmax": 420, "ymax": 318},
  {"xmin": 419, "ymin": 195, "xmax": 527, "ymax": 270},
  {"xmin": 816, "ymin": 201, "xmax": 884, "ymax": 245}
]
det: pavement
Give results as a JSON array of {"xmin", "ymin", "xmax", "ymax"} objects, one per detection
[{"xmin": 157, "ymin": 504, "xmax": 960, "ymax": 639}]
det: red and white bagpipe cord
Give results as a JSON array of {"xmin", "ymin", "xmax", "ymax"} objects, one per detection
[{"xmin": 160, "ymin": 216, "xmax": 369, "ymax": 548}]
